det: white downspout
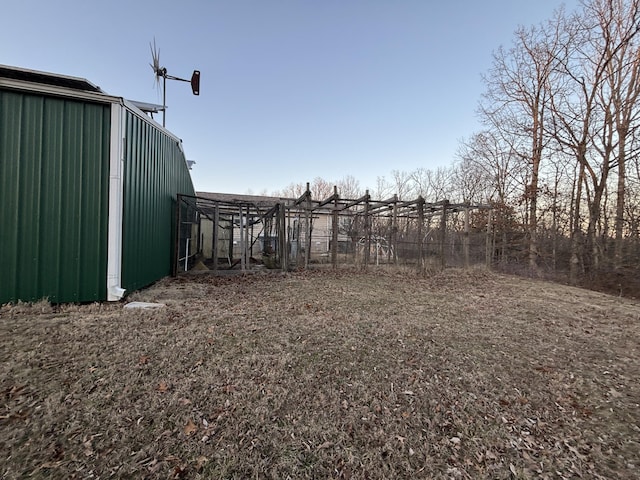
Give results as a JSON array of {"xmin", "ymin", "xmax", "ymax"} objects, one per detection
[{"xmin": 106, "ymin": 102, "xmax": 126, "ymax": 301}]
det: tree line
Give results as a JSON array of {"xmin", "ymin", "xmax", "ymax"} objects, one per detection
[{"xmin": 276, "ymin": 0, "xmax": 640, "ymax": 289}]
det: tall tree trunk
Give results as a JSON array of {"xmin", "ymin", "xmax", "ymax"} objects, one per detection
[
  {"xmin": 586, "ymin": 183, "xmax": 606, "ymax": 275},
  {"xmin": 528, "ymin": 115, "xmax": 542, "ymax": 275},
  {"xmin": 551, "ymin": 168, "xmax": 560, "ymax": 272},
  {"xmin": 570, "ymin": 162, "xmax": 585, "ymax": 285},
  {"xmin": 614, "ymin": 139, "xmax": 627, "ymax": 268}
]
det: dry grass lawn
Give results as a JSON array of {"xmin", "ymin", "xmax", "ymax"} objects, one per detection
[{"xmin": 1, "ymin": 268, "xmax": 639, "ymax": 479}]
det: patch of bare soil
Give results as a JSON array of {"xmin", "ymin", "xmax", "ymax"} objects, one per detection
[{"xmin": 1, "ymin": 268, "xmax": 639, "ymax": 479}]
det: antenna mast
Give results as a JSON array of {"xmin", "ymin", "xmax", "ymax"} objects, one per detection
[{"xmin": 150, "ymin": 40, "xmax": 200, "ymax": 127}]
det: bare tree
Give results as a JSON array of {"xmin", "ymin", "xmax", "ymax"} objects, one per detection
[
  {"xmin": 373, "ymin": 175, "xmax": 394, "ymax": 200},
  {"xmin": 336, "ymin": 174, "xmax": 363, "ymax": 199},
  {"xmin": 451, "ymin": 157, "xmax": 489, "ymax": 204},
  {"xmin": 603, "ymin": 0, "xmax": 640, "ymax": 268},
  {"xmin": 276, "ymin": 182, "xmax": 308, "ymax": 199},
  {"xmin": 277, "ymin": 176, "xmax": 360, "ymax": 201},
  {"xmin": 310, "ymin": 176, "xmax": 334, "ymax": 201},
  {"xmin": 457, "ymin": 131, "xmax": 527, "ymax": 266},
  {"xmin": 549, "ymin": 0, "xmax": 640, "ymax": 281},
  {"xmin": 409, "ymin": 167, "xmax": 432, "ymax": 199},
  {"xmin": 480, "ymin": 16, "xmax": 566, "ymax": 274},
  {"xmin": 456, "ymin": 131, "xmax": 524, "ymax": 204},
  {"xmin": 409, "ymin": 166, "xmax": 454, "ymax": 202},
  {"xmin": 390, "ymin": 169, "xmax": 413, "ymax": 200}
]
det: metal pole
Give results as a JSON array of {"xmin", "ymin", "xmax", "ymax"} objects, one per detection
[
  {"xmin": 172, "ymin": 194, "xmax": 182, "ymax": 276},
  {"xmin": 239, "ymin": 206, "xmax": 245, "ymax": 271},
  {"xmin": 212, "ymin": 204, "xmax": 219, "ymax": 273},
  {"xmin": 332, "ymin": 186, "xmax": 339, "ymax": 269},
  {"xmin": 440, "ymin": 200, "xmax": 449, "ymax": 269},
  {"xmin": 305, "ymin": 185, "xmax": 312, "ymax": 269},
  {"xmin": 162, "ymin": 73, "xmax": 167, "ymax": 127},
  {"xmin": 486, "ymin": 208, "xmax": 493, "ymax": 268},
  {"xmin": 392, "ymin": 195, "xmax": 398, "ymax": 265},
  {"xmin": 464, "ymin": 206, "xmax": 470, "ymax": 269},
  {"xmin": 364, "ymin": 191, "xmax": 371, "ymax": 270},
  {"xmin": 417, "ymin": 196, "xmax": 425, "ymax": 272},
  {"xmin": 278, "ymin": 203, "xmax": 288, "ymax": 271},
  {"xmin": 184, "ymin": 238, "xmax": 189, "ymax": 271},
  {"xmin": 245, "ymin": 207, "xmax": 250, "ymax": 270}
]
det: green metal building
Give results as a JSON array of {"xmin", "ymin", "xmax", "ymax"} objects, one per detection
[{"xmin": 0, "ymin": 65, "xmax": 195, "ymax": 304}]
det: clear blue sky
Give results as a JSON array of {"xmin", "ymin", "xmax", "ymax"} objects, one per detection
[{"xmin": 2, "ymin": 0, "xmax": 577, "ymax": 195}]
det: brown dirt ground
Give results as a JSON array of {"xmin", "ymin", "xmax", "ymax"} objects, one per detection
[{"xmin": 1, "ymin": 268, "xmax": 639, "ymax": 479}]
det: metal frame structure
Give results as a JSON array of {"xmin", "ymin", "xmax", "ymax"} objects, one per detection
[{"xmin": 174, "ymin": 184, "xmax": 492, "ymax": 275}]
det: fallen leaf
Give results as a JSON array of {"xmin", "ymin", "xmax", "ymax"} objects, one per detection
[
  {"xmin": 82, "ymin": 440, "xmax": 93, "ymax": 457},
  {"xmin": 184, "ymin": 419, "xmax": 198, "ymax": 436},
  {"xmin": 139, "ymin": 355, "xmax": 150, "ymax": 365},
  {"xmin": 8, "ymin": 385, "xmax": 27, "ymax": 398},
  {"xmin": 178, "ymin": 397, "xmax": 192, "ymax": 406},
  {"xmin": 485, "ymin": 450, "xmax": 498, "ymax": 460},
  {"xmin": 564, "ymin": 441, "xmax": 587, "ymax": 460},
  {"xmin": 157, "ymin": 381, "xmax": 169, "ymax": 393},
  {"xmin": 173, "ymin": 464, "xmax": 188, "ymax": 478},
  {"xmin": 38, "ymin": 461, "xmax": 64, "ymax": 469},
  {"xmin": 608, "ymin": 388, "xmax": 623, "ymax": 398},
  {"xmin": 195, "ymin": 455, "xmax": 208, "ymax": 470}
]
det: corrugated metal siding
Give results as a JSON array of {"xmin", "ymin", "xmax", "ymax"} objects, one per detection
[
  {"xmin": 121, "ymin": 110, "xmax": 195, "ymax": 292},
  {"xmin": 0, "ymin": 89, "xmax": 110, "ymax": 303}
]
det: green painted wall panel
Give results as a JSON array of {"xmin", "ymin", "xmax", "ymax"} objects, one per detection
[
  {"xmin": 121, "ymin": 110, "xmax": 195, "ymax": 292},
  {"xmin": 0, "ymin": 89, "xmax": 110, "ymax": 303}
]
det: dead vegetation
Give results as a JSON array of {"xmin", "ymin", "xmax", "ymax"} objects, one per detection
[{"xmin": 1, "ymin": 268, "xmax": 639, "ymax": 479}]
